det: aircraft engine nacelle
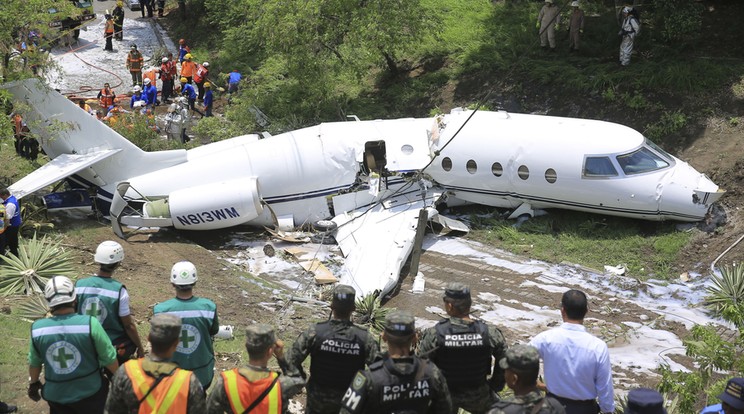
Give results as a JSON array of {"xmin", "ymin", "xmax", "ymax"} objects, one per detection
[{"xmin": 147, "ymin": 178, "xmax": 263, "ymax": 230}]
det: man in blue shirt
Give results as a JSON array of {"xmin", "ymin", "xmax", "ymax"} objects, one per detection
[
  {"xmin": 130, "ymin": 85, "xmax": 146, "ymax": 110},
  {"xmin": 0, "ymin": 188, "xmax": 22, "ymax": 258},
  {"xmin": 143, "ymin": 78, "xmax": 158, "ymax": 109},
  {"xmin": 180, "ymin": 77, "xmax": 204, "ymax": 117},
  {"xmin": 227, "ymin": 69, "xmax": 241, "ymax": 94},
  {"xmin": 701, "ymin": 378, "xmax": 744, "ymax": 414},
  {"xmin": 203, "ymin": 82, "xmax": 213, "ymax": 117},
  {"xmin": 529, "ymin": 289, "xmax": 614, "ymax": 414}
]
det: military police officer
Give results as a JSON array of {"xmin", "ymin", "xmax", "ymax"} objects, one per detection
[
  {"xmin": 28, "ymin": 276, "xmax": 119, "ymax": 412},
  {"xmin": 340, "ymin": 310, "xmax": 452, "ymax": 414},
  {"xmin": 417, "ymin": 282, "xmax": 508, "ymax": 414},
  {"xmin": 289, "ymin": 284, "xmax": 379, "ymax": 413},
  {"xmin": 487, "ymin": 345, "xmax": 565, "ymax": 414},
  {"xmin": 153, "ymin": 261, "xmax": 219, "ymax": 389},
  {"xmin": 206, "ymin": 324, "xmax": 305, "ymax": 413},
  {"xmin": 106, "ymin": 313, "xmax": 206, "ymax": 413}
]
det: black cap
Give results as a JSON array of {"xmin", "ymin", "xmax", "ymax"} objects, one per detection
[
  {"xmin": 718, "ymin": 378, "xmax": 744, "ymax": 410},
  {"xmin": 384, "ymin": 310, "xmax": 415, "ymax": 337},
  {"xmin": 499, "ymin": 344, "xmax": 539, "ymax": 371},
  {"xmin": 444, "ymin": 282, "xmax": 471, "ymax": 300},
  {"xmin": 332, "ymin": 284, "xmax": 356, "ymax": 309},
  {"xmin": 624, "ymin": 388, "xmax": 666, "ymax": 414}
]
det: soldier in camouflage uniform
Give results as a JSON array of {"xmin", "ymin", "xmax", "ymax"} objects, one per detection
[
  {"xmin": 206, "ymin": 324, "xmax": 305, "ymax": 413},
  {"xmin": 487, "ymin": 345, "xmax": 565, "ymax": 414},
  {"xmin": 105, "ymin": 313, "xmax": 206, "ymax": 413},
  {"xmin": 417, "ymin": 282, "xmax": 508, "ymax": 414},
  {"xmin": 288, "ymin": 285, "xmax": 379, "ymax": 414},
  {"xmin": 340, "ymin": 310, "xmax": 452, "ymax": 414}
]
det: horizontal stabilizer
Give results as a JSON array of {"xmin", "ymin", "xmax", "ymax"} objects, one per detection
[{"xmin": 9, "ymin": 150, "xmax": 121, "ymax": 199}]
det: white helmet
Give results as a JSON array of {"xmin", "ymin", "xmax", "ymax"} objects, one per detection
[
  {"xmin": 133, "ymin": 85, "xmax": 141, "ymax": 93},
  {"xmin": 162, "ymin": 57, "xmax": 169, "ymax": 63},
  {"xmin": 571, "ymin": 1, "xmax": 579, "ymax": 6},
  {"xmin": 45, "ymin": 276, "xmax": 76, "ymax": 307},
  {"xmin": 171, "ymin": 261, "xmax": 198, "ymax": 285},
  {"xmin": 202, "ymin": 62, "xmax": 209, "ymax": 67},
  {"xmin": 623, "ymin": 6, "xmax": 633, "ymax": 13},
  {"xmin": 143, "ymin": 77, "xmax": 151, "ymax": 84},
  {"xmin": 94, "ymin": 241, "xmax": 124, "ymax": 264}
]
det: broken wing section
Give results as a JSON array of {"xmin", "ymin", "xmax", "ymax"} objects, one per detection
[
  {"xmin": 9, "ymin": 150, "xmax": 121, "ymax": 198},
  {"xmin": 332, "ymin": 185, "xmax": 444, "ymax": 298}
]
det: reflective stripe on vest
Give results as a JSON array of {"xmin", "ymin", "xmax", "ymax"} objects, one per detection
[
  {"xmin": 223, "ymin": 369, "xmax": 281, "ymax": 414},
  {"xmin": 124, "ymin": 359, "xmax": 190, "ymax": 414}
]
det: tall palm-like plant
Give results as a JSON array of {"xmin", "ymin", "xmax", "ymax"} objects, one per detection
[
  {"xmin": 706, "ymin": 264, "xmax": 744, "ymax": 327},
  {"xmin": 0, "ymin": 234, "xmax": 77, "ymax": 296}
]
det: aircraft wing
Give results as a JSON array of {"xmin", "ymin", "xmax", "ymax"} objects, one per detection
[
  {"xmin": 9, "ymin": 150, "xmax": 121, "ymax": 199},
  {"xmin": 332, "ymin": 183, "xmax": 443, "ymax": 298}
]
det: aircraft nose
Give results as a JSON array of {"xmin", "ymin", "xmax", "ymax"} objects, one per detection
[{"xmin": 659, "ymin": 161, "xmax": 723, "ymax": 221}]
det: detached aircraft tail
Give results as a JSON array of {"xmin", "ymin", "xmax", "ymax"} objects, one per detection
[{"xmin": 3, "ymin": 79, "xmax": 186, "ymax": 209}]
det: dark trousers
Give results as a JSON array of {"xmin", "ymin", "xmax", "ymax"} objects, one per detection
[
  {"xmin": 547, "ymin": 393, "xmax": 599, "ymax": 414},
  {"xmin": 161, "ymin": 79, "xmax": 173, "ymax": 102},
  {"xmin": 0, "ymin": 226, "xmax": 19, "ymax": 257},
  {"xmin": 205, "ymin": 104, "xmax": 212, "ymax": 117},
  {"xmin": 157, "ymin": 0, "xmax": 165, "ymax": 16},
  {"xmin": 187, "ymin": 97, "xmax": 204, "ymax": 116},
  {"xmin": 114, "ymin": 23, "xmax": 123, "ymax": 40},
  {"xmin": 196, "ymin": 81, "xmax": 205, "ymax": 100},
  {"xmin": 104, "ymin": 33, "xmax": 113, "ymax": 51},
  {"xmin": 130, "ymin": 71, "xmax": 142, "ymax": 86},
  {"xmin": 47, "ymin": 378, "xmax": 108, "ymax": 414}
]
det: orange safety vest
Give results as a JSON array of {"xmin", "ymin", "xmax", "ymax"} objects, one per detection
[
  {"xmin": 124, "ymin": 359, "xmax": 191, "ymax": 414},
  {"xmin": 13, "ymin": 114, "xmax": 23, "ymax": 135},
  {"xmin": 193, "ymin": 66, "xmax": 208, "ymax": 83},
  {"xmin": 180, "ymin": 60, "xmax": 196, "ymax": 78},
  {"xmin": 143, "ymin": 70, "xmax": 157, "ymax": 85},
  {"xmin": 222, "ymin": 369, "xmax": 281, "ymax": 414},
  {"xmin": 99, "ymin": 88, "xmax": 115, "ymax": 107},
  {"xmin": 105, "ymin": 20, "xmax": 114, "ymax": 34}
]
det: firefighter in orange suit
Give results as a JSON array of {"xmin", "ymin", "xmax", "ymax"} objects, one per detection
[
  {"xmin": 206, "ymin": 324, "xmax": 304, "ymax": 414},
  {"xmin": 105, "ymin": 313, "xmax": 206, "ymax": 413}
]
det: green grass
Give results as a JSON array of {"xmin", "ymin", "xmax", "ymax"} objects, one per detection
[
  {"xmin": 468, "ymin": 208, "xmax": 692, "ymax": 279},
  {"xmin": 0, "ymin": 311, "xmax": 34, "ymax": 404}
]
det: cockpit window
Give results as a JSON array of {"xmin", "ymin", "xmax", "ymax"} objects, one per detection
[
  {"xmin": 584, "ymin": 157, "xmax": 618, "ymax": 177},
  {"xmin": 645, "ymin": 139, "xmax": 674, "ymax": 163},
  {"xmin": 616, "ymin": 147, "xmax": 670, "ymax": 175}
]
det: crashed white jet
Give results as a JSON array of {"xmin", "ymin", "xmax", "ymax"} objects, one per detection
[{"xmin": 4, "ymin": 79, "xmax": 724, "ymax": 298}]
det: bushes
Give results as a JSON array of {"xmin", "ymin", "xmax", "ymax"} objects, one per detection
[{"xmin": 650, "ymin": 0, "xmax": 704, "ymax": 43}]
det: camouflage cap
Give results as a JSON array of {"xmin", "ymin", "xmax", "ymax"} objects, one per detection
[
  {"xmin": 444, "ymin": 282, "xmax": 471, "ymax": 300},
  {"xmin": 718, "ymin": 378, "xmax": 744, "ymax": 410},
  {"xmin": 499, "ymin": 344, "xmax": 540, "ymax": 371},
  {"xmin": 245, "ymin": 324, "xmax": 276, "ymax": 350},
  {"xmin": 332, "ymin": 284, "xmax": 356, "ymax": 308},
  {"xmin": 625, "ymin": 388, "xmax": 667, "ymax": 414},
  {"xmin": 384, "ymin": 310, "xmax": 415, "ymax": 337},
  {"xmin": 150, "ymin": 313, "xmax": 182, "ymax": 343}
]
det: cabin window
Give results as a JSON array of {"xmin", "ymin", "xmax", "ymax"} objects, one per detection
[
  {"xmin": 545, "ymin": 168, "xmax": 557, "ymax": 184},
  {"xmin": 518, "ymin": 165, "xmax": 529, "ymax": 180},
  {"xmin": 583, "ymin": 157, "xmax": 618, "ymax": 177},
  {"xmin": 616, "ymin": 147, "xmax": 670, "ymax": 175},
  {"xmin": 492, "ymin": 162, "xmax": 503, "ymax": 177},
  {"xmin": 466, "ymin": 160, "xmax": 477, "ymax": 174},
  {"xmin": 401, "ymin": 144, "xmax": 414, "ymax": 155},
  {"xmin": 442, "ymin": 157, "xmax": 453, "ymax": 171}
]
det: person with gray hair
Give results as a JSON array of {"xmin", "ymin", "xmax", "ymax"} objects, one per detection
[
  {"xmin": 105, "ymin": 313, "xmax": 206, "ymax": 413},
  {"xmin": 206, "ymin": 324, "xmax": 305, "ymax": 413},
  {"xmin": 417, "ymin": 282, "xmax": 508, "ymax": 414}
]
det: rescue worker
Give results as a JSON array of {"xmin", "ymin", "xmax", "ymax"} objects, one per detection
[
  {"xmin": 104, "ymin": 13, "xmax": 115, "ymax": 51},
  {"xmin": 112, "ymin": 1, "xmax": 125, "ymax": 41},
  {"xmin": 153, "ymin": 261, "xmax": 219, "ymax": 389},
  {"xmin": 28, "ymin": 276, "xmax": 119, "ymax": 412},
  {"xmin": 568, "ymin": 1, "xmax": 585, "ymax": 52},
  {"xmin": 178, "ymin": 39, "xmax": 190, "ymax": 63},
  {"xmin": 160, "ymin": 57, "xmax": 174, "ymax": 103},
  {"xmin": 537, "ymin": 0, "xmax": 560, "ymax": 51},
  {"xmin": 126, "ymin": 44, "xmax": 144, "ymax": 86},
  {"xmin": 98, "ymin": 82, "xmax": 116, "ymax": 109},
  {"xmin": 78, "ymin": 99, "xmax": 95, "ymax": 116},
  {"xmin": 157, "ymin": 0, "xmax": 166, "ymax": 17},
  {"xmin": 0, "ymin": 188, "xmax": 22, "ymax": 258},
  {"xmin": 417, "ymin": 282, "xmax": 508, "ymax": 414},
  {"xmin": 194, "ymin": 61, "xmax": 209, "ymax": 101},
  {"xmin": 130, "ymin": 85, "xmax": 146, "ymax": 109},
  {"xmin": 180, "ymin": 77, "xmax": 204, "ymax": 117},
  {"xmin": 11, "ymin": 113, "xmax": 26, "ymax": 156},
  {"xmin": 165, "ymin": 98, "xmax": 190, "ymax": 143},
  {"xmin": 619, "ymin": 6, "xmax": 640, "ymax": 66},
  {"xmin": 203, "ymin": 82, "xmax": 214, "ymax": 117},
  {"xmin": 486, "ymin": 345, "xmax": 565, "ymax": 414},
  {"xmin": 340, "ymin": 310, "xmax": 452, "ymax": 414},
  {"xmin": 206, "ymin": 324, "xmax": 305, "ymax": 413},
  {"xmin": 143, "ymin": 77, "xmax": 158, "ymax": 108},
  {"xmin": 76, "ymin": 241, "xmax": 146, "ymax": 365},
  {"xmin": 288, "ymin": 285, "xmax": 379, "ymax": 414},
  {"xmin": 180, "ymin": 53, "xmax": 196, "ymax": 84},
  {"xmin": 227, "ymin": 69, "xmax": 241, "ymax": 94},
  {"xmin": 105, "ymin": 313, "xmax": 206, "ymax": 413}
]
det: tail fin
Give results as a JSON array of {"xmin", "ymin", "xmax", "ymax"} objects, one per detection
[{"xmin": 2, "ymin": 79, "xmax": 186, "ymax": 202}]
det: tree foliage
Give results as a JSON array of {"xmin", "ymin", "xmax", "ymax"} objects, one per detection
[{"xmin": 651, "ymin": 0, "xmax": 704, "ymax": 43}]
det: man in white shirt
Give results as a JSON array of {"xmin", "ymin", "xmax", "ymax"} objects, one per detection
[{"xmin": 529, "ymin": 289, "xmax": 614, "ymax": 414}]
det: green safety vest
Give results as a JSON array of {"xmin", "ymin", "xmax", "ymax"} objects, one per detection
[
  {"xmin": 31, "ymin": 314, "xmax": 103, "ymax": 404},
  {"xmin": 153, "ymin": 297, "xmax": 218, "ymax": 387},
  {"xmin": 75, "ymin": 276, "xmax": 126, "ymax": 342}
]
